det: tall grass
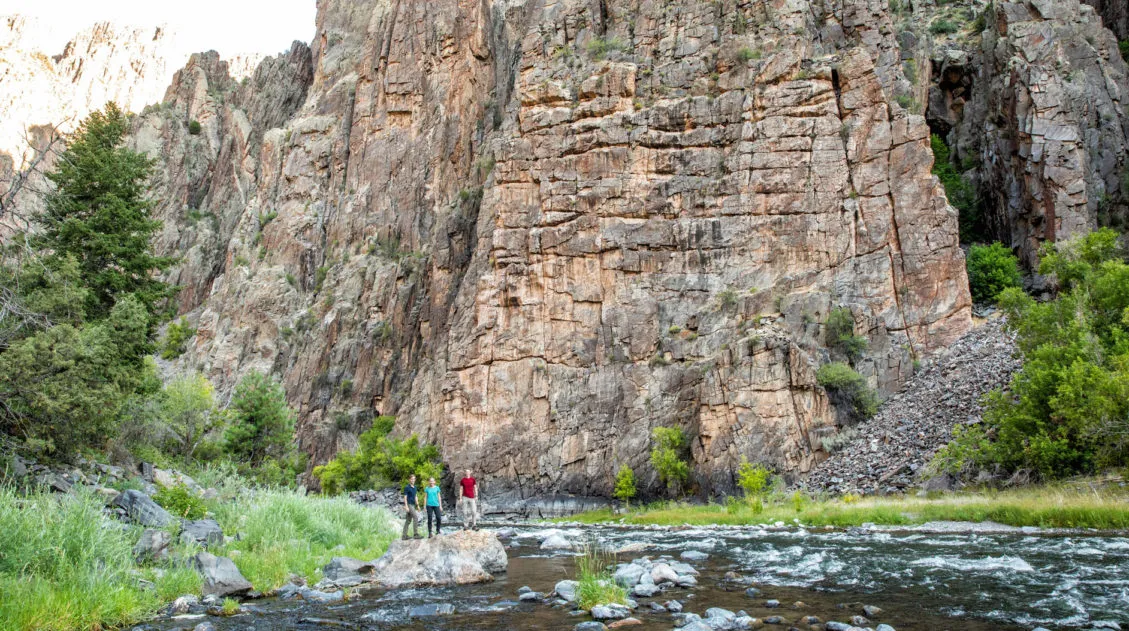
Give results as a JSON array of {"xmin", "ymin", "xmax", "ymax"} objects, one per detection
[
  {"xmin": 574, "ymin": 541, "xmax": 627, "ymax": 610},
  {"xmin": 563, "ymin": 483, "xmax": 1129, "ymax": 530},
  {"xmin": 212, "ymin": 490, "xmax": 397, "ymax": 590},
  {"xmin": 0, "ymin": 486, "xmax": 190, "ymax": 631}
]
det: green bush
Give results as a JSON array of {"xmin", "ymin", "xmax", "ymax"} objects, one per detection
[
  {"xmin": 188, "ymin": 120, "xmax": 202, "ymax": 135},
  {"xmin": 817, "ymin": 362, "xmax": 880, "ymax": 423},
  {"xmin": 586, "ymin": 37, "xmax": 626, "ymax": 61},
  {"xmin": 613, "ymin": 465, "xmax": 636, "ymax": 507},
  {"xmin": 224, "ymin": 370, "xmax": 296, "ymax": 467},
  {"xmin": 312, "ymin": 416, "xmax": 442, "ymax": 494},
  {"xmin": 1120, "ymin": 40, "xmax": 1129, "ymax": 64},
  {"xmin": 650, "ymin": 427, "xmax": 690, "ymax": 494},
  {"xmin": 966, "ymin": 242, "xmax": 1022, "ymax": 303},
  {"xmin": 736, "ymin": 458, "xmax": 771, "ymax": 500},
  {"xmin": 160, "ymin": 317, "xmax": 196, "ymax": 359},
  {"xmin": 929, "ymin": 19, "xmax": 959, "ymax": 34},
  {"xmin": 825, "ymin": 307, "xmax": 868, "ymax": 361},
  {"xmin": 159, "ymin": 373, "xmax": 219, "ymax": 460},
  {"xmin": 153, "ymin": 484, "xmax": 207, "ymax": 519},
  {"xmin": 934, "ymin": 229, "xmax": 1129, "ymax": 479}
]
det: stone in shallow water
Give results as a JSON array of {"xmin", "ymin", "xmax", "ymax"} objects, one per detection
[
  {"xmin": 590, "ymin": 604, "xmax": 631, "ymax": 620},
  {"xmin": 541, "ymin": 534, "xmax": 573, "ymax": 550},
  {"xmin": 705, "ymin": 607, "xmax": 736, "ymax": 620},
  {"xmin": 632, "ymin": 583, "xmax": 659, "ymax": 597},
  {"xmin": 555, "ymin": 579, "xmax": 579, "ymax": 602},
  {"xmin": 193, "ymin": 552, "xmax": 252, "ymax": 597},
  {"xmin": 369, "ymin": 530, "xmax": 507, "ymax": 588},
  {"xmin": 519, "ymin": 591, "xmax": 542, "ymax": 601},
  {"xmin": 613, "ymin": 564, "xmax": 645, "ymax": 587},
  {"xmin": 875, "ymin": 624, "xmax": 896, "ymax": 631},
  {"xmin": 681, "ymin": 550, "xmax": 709, "ymax": 561},
  {"xmin": 850, "ymin": 615, "xmax": 871, "ymax": 626},
  {"xmin": 607, "ymin": 619, "xmax": 641, "ymax": 628},
  {"xmin": 409, "ymin": 603, "xmax": 455, "ymax": 616},
  {"xmin": 573, "ymin": 622, "xmax": 607, "ymax": 631},
  {"xmin": 863, "ymin": 604, "xmax": 883, "ymax": 618},
  {"xmin": 664, "ymin": 600, "xmax": 683, "ymax": 612}
]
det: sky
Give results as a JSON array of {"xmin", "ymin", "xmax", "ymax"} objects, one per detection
[{"xmin": 6, "ymin": 0, "xmax": 317, "ymax": 58}]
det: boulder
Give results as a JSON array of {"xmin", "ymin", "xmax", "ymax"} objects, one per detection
[
  {"xmin": 540, "ymin": 533, "xmax": 573, "ymax": 550},
  {"xmin": 321, "ymin": 556, "xmax": 375, "ymax": 583},
  {"xmin": 153, "ymin": 468, "xmax": 201, "ymax": 491},
  {"xmin": 368, "ymin": 529, "xmax": 507, "ymax": 588},
  {"xmin": 574, "ymin": 623, "xmax": 608, "ymax": 631},
  {"xmin": 112, "ymin": 490, "xmax": 173, "ymax": 527},
  {"xmin": 193, "ymin": 552, "xmax": 253, "ymax": 597},
  {"xmin": 613, "ymin": 564, "xmax": 645, "ymax": 587},
  {"xmin": 133, "ymin": 528, "xmax": 172, "ymax": 563},
  {"xmin": 590, "ymin": 604, "xmax": 631, "ymax": 620},
  {"xmin": 555, "ymin": 579, "xmax": 579, "ymax": 602},
  {"xmin": 519, "ymin": 591, "xmax": 542, "ymax": 601},
  {"xmin": 680, "ymin": 550, "xmax": 708, "ymax": 561},
  {"xmin": 650, "ymin": 563, "xmax": 679, "ymax": 584},
  {"xmin": 180, "ymin": 519, "xmax": 224, "ymax": 548},
  {"xmin": 632, "ymin": 583, "xmax": 659, "ymax": 597},
  {"xmin": 608, "ymin": 619, "xmax": 642, "ymax": 628},
  {"xmin": 169, "ymin": 594, "xmax": 199, "ymax": 615}
]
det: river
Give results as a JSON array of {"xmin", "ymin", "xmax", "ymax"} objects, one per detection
[{"xmin": 153, "ymin": 523, "xmax": 1129, "ymax": 630}]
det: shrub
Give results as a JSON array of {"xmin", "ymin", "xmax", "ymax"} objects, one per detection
[
  {"xmin": 574, "ymin": 542, "xmax": 627, "ymax": 610},
  {"xmin": 737, "ymin": 47, "xmax": 760, "ymax": 62},
  {"xmin": 817, "ymin": 362, "xmax": 880, "ymax": 423},
  {"xmin": 586, "ymin": 37, "xmax": 626, "ymax": 61},
  {"xmin": 153, "ymin": 484, "xmax": 207, "ymax": 519},
  {"xmin": 613, "ymin": 465, "xmax": 636, "ymax": 507},
  {"xmin": 188, "ymin": 120, "xmax": 202, "ymax": 135},
  {"xmin": 736, "ymin": 458, "xmax": 771, "ymax": 500},
  {"xmin": 929, "ymin": 19, "xmax": 959, "ymax": 34},
  {"xmin": 650, "ymin": 427, "xmax": 690, "ymax": 494},
  {"xmin": 313, "ymin": 416, "xmax": 442, "ymax": 494},
  {"xmin": 161, "ymin": 317, "xmax": 196, "ymax": 359},
  {"xmin": 825, "ymin": 307, "xmax": 868, "ymax": 361},
  {"xmin": 1120, "ymin": 40, "xmax": 1129, "ymax": 64},
  {"xmin": 966, "ymin": 242, "xmax": 1021, "ymax": 303},
  {"xmin": 223, "ymin": 370, "xmax": 296, "ymax": 467},
  {"xmin": 933, "ymin": 229, "xmax": 1129, "ymax": 479},
  {"xmin": 159, "ymin": 373, "xmax": 219, "ymax": 460}
]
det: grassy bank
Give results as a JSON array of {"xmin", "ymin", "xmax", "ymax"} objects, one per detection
[
  {"xmin": 564, "ymin": 483, "xmax": 1129, "ymax": 530},
  {"xmin": 0, "ymin": 476, "xmax": 396, "ymax": 631}
]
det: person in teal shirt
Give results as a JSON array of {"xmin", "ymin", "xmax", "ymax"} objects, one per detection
[{"xmin": 424, "ymin": 477, "xmax": 443, "ymax": 537}]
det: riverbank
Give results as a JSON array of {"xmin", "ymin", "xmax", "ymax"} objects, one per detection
[
  {"xmin": 0, "ymin": 463, "xmax": 398, "ymax": 631},
  {"xmin": 561, "ymin": 481, "xmax": 1129, "ymax": 530}
]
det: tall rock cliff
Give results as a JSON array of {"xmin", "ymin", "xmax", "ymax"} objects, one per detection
[{"xmin": 131, "ymin": 0, "xmax": 974, "ymax": 506}]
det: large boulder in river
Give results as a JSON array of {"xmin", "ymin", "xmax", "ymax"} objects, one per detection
[
  {"xmin": 112, "ymin": 490, "xmax": 173, "ymax": 527},
  {"xmin": 369, "ymin": 529, "xmax": 507, "ymax": 588},
  {"xmin": 193, "ymin": 552, "xmax": 253, "ymax": 597},
  {"xmin": 320, "ymin": 556, "xmax": 375, "ymax": 586}
]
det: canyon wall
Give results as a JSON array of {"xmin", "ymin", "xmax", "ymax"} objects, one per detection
[{"xmin": 131, "ymin": 0, "xmax": 974, "ymax": 505}]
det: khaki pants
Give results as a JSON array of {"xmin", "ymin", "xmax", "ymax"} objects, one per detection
[
  {"xmin": 460, "ymin": 498, "xmax": 478, "ymax": 529},
  {"xmin": 402, "ymin": 507, "xmax": 421, "ymax": 538}
]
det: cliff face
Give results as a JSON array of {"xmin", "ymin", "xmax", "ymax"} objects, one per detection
[
  {"xmin": 131, "ymin": 0, "xmax": 972, "ymax": 504},
  {"xmin": 926, "ymin": 0, "xmax": 1129, "ymax": 265}
]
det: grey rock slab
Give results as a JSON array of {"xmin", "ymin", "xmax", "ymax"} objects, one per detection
[
  {"xmin": 613, "ymin": 564, "xmax": 645, "ymax": 587},
  {"xmin": 589, "ymin": 604, "xmax": 630, "ymax": 620},
  {"xmin": 180, "ymin": 519, "xmax": 224, "ymax": 548},
  {"xmin": 193, "ymin": 552, "xmax": 252, "ymax": 597},
  {"xmin": 133, "ymin": 528, "xmax": 171, "ymax": 563},
  {"xmin": 321, "ymin": 556, "xmax": 374, "ymax": 582},
  {"xmin": 112, "ymin": 490, "xmax": 173, "ymax": 527}
]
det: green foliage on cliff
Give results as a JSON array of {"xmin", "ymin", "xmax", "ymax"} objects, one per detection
[
  {"xmin": 161, "ymin": 317, "xmax": 196, "ymax": 359},
  {"xmin": 817, "ymin": 362, "xmax": 880, "ymax": 423},
  {"xmin": 931, "ymin": 134, "xmax": 985, "ymax": 243},
  {"xmin": 313, "ymin": 416, "xmax": 442, "ymax": 494},
  {"xmin": 825, "ymin": 307, "xmax": 868, "ymax": 362},
  {"xmin": 934, "ymin": 229, "xmax": 1129, "ymax": 479},
  {"xmin": 967, "ymin": 242, "xmax": 1022, "ymax": 303},
  {"xmin": 650, "ymin": 426, "xmax": 690, "ymax": 494}
]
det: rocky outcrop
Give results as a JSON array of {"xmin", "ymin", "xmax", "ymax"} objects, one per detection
[
  {"xmin": 927, "ymin": 0, "xmax": 1129, "ymax": 265},
  {"xmin": 134, "ymin": 0, "xmax": 972, "ymax": 505},
  {"xmin": 112, "ymin": 489, "xmax": 173, "ymax": 527},
  {"xmin": 803, "ymin": 317, "xmax": 1019, "ymax": 495},
  {"xmin": 193, "ymin": 551, "xmax": 253, "ymax": 597},
  {"xmin": 1082, "ymin": 0, "xmax": 1128, "ymax": 40},
  {"xmin": 365, "ymin": 529, "xmax": 507, "ymax": 588}
]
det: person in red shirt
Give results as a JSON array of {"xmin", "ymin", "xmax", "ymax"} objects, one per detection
[{"xmin": 458, "ymin": 469, "xmax": 479, "ymax": 530}]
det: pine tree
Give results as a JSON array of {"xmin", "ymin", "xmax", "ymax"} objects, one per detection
[
  {"xmin": 224, "ymin": 371, "xmax": 297, "ymax": 466},
  {"xmin": 36, "ymin": 103, "xmax": 177, "ymax": 322}
]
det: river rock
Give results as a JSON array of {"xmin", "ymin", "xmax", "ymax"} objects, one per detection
[
  {"xmin": 409, "ymin": 603, "xmax": 455, "ymax": 616},
  {"xmin": 169, "ymin": 594, "xmax": 199, "ymax": 614},
  {"xmin": 193, "ymin": 623, "xmax": 216, "ymax": 631},
  {"xmin": 680, "ymin": 550, "xmax": 709, "ymax": 561},
  {"xmin": 368, "ymin": 529, "xmax": 506, "ymax": 588},
  {"xmin": 112, "ymin": 490, "xmax": 173, "ymax": 527},
  {"xmin": 607, "ymin": 619, "xmax": 641, "ymax": 628},
  {"xmin": 825, "ymin": 623, "xmax": 855, "ymax": 631},
  {"xmin": 665, "ymin": 600, "xmax": 683, "ymax": 613},
  {"xmin": 706, "ymin": 608, "xmax": 736, "ymax": 621},
  {"xmin": 519, "ymin": 591, "xmax": 542, "ymax": 601},
  {"xmin": 321, "ymin": 556, "xmax": 375, "ymax": 584},
  {"xmin": 862, "ymin": 605, "xmax": 883, "ymax": 618},
  {"xmin": 765, "ymin": 599, "xmax": 779, "ymax": 608},
  {"xmin": 180, "ymin": 519, "xmax": 224, "ymax": 548},
  {"xmin": 555, "ymin": 579, "xmax": 579, "ymax": 602},
  {"xmin": 133, "ymin": 528, "xmax": 171, "ymax": 563},
  {"xmin": 540, "ymin": 533, "xmax": 573, "ymax": 550},
  {"xmin": 876, "ymin": 625, "xmax": 896, "ymax": 631},
  {"xmin": 613, "ymin": 564, "xmax": 645, "ymax": 587},
  {"xmin": 574, "ymin": 623, "xmax": 607, "ymax": 631},
  {"xmin": 650, "ymin": 563, "xmax": 679, "ymax": 584},
  {"xmin": 193, "ymin": 552, "xmax": 252, "ymax": 597},
  {"xmin": 850, "ymin": 615, "xmax": 870, "ymax": 626},
  {"xmin": 590, "ymin": 604, "xmax": 631, "ymax": 620}
]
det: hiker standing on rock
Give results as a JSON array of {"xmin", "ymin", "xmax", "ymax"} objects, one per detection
[
  {"xmin": 402, "ymin": 474, "xmax": 423, "ymax": 540},
  {"xmin": 425, "ymin": 477, "xmax": 443, "ymax": 537},
  {"xmin": 458, "ymin": 469, "xmax": 479, "ymax": 530}
]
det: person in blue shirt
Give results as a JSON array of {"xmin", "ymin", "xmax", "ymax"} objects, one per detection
[
  {"xmin": 401, "ymin": 474, "xmax": 422, "ymax": 539},
  {"xmin": 424, "ymin": 477, "xmax": 443, "ymax": 537}
]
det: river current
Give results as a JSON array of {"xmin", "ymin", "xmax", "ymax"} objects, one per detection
[{"xmin": 153, "ymin": 523, "xmax": 1129, "ymax": 631}]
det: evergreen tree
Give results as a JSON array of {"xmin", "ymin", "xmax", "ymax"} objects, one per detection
[
  {"xmin": 224, "ymin": 370, "xmax": 297, "ymax": 466},
  {"xmin": 36, "ymin": 103, "xmax": 177, "ymax": 322}
]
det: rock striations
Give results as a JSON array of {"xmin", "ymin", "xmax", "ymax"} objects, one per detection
[{"xmin": 7, "ymin": 0, "xmax": 1127, "ymax": 505}]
